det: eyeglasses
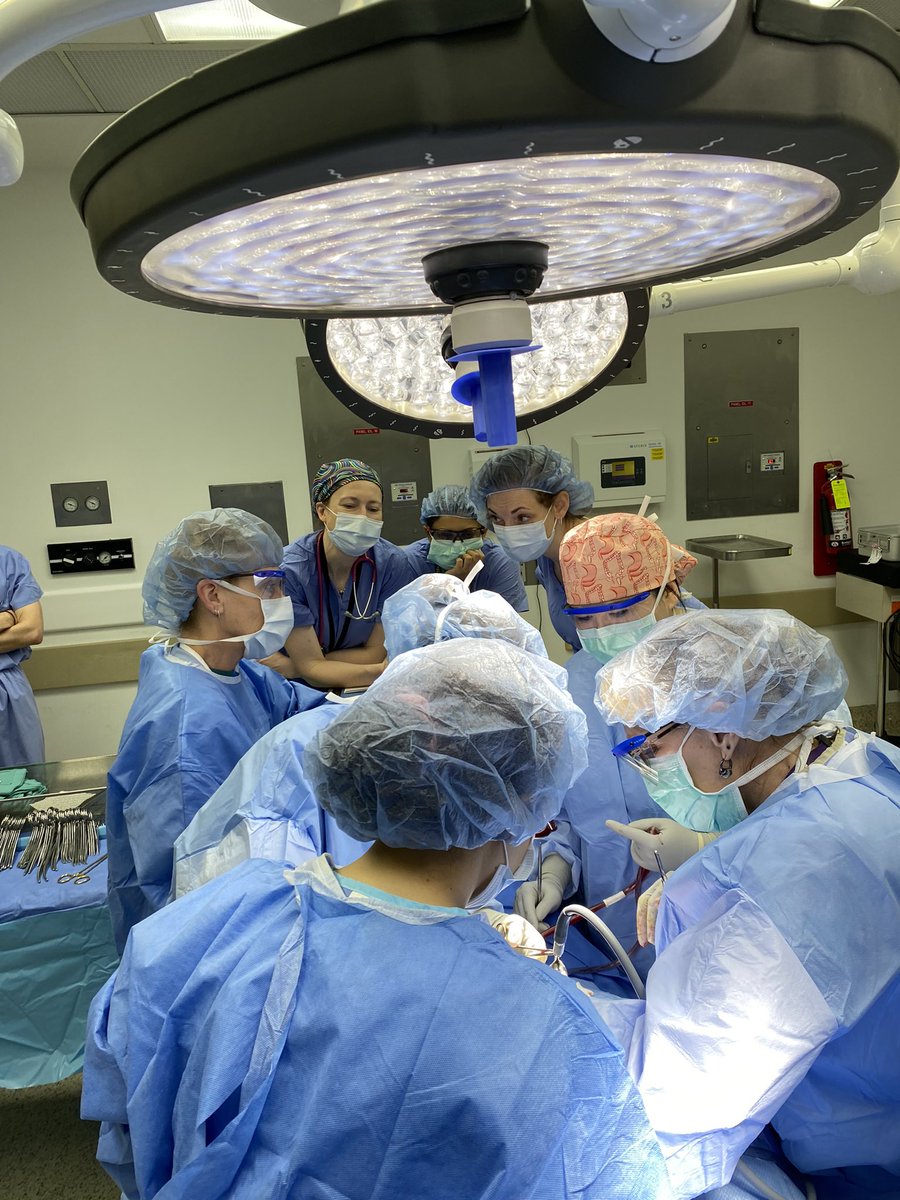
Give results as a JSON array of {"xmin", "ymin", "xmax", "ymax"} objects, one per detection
[
  {"xmin": 564, "ymin": 589, "xmax": 651, "ymax": 617},
  {"xmin": 428, "ymin": 527, "xmax": 483, "ymax": 542},
  {"xmin": 611, "ymin": 722, "xmax": 683, "ymax": 781},
  {"xmin": 225, "ymin": 569, "xmax": 286, "ymax": 600}
]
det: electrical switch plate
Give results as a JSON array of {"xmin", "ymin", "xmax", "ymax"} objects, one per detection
[{"xmin": 50, "ymin": 480, "xmax": 112, "ymax": 527}]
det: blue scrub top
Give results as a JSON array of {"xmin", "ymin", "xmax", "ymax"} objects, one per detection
[
  {"xmin": 403, "ymin": 539, "xmax": 528, "ymax": 612},
  {"xmin": 84, "ymin": 856, "xmax": 672, "ymax": 1200},
  {"xmin": 282, "ymin": 532, "xmax": 416, "ymax": 653},
  {"xmin": 0, "ymin": 546, "xmax": 45, "ymax": 767},
  {"xmin": 534, "ymin": 557, "xmax": 581, "ymax": 650}
]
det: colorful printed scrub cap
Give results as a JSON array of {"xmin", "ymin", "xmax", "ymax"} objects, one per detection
[
  {"xmin": 311, "ymin": 459, "xmax": 382, "ymax": 506},
  {"xmin": 559, "ymin": 513, "xmax": 697, "ymax": 608}
]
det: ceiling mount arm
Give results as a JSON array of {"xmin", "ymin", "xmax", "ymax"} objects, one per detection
[
  {"xmin": 650, "ymin": 170, "xmax": 900, "ymax": 316},
  {"xmin": 0, "ymin": 0, "xmax": 208, "ymax": 185},
  {"xmin": 583, "ymin": 0, "xmax": 736, "ymax": 62}
]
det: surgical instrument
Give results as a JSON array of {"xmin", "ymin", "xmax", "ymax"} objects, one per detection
[{"xmin": 58, "ymin": 853, "xmax": 108, "ymax": 885}]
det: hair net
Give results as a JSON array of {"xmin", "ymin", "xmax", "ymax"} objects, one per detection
[
  {"xmin": 560, "ymin": 514, "xmax": 697, "ymax": 608},
  {"xmin": 438, "ymin": 591, "xmax": 547, "ymax": 659},
  {"xmin": 307, "ymin": 639, "xmax": 588, "ymax": 849},
  {"xmin": 595, "ymin": 609, "xmax": 848, "ymax": 739},
  {"xmin": 469, "ymin": 445, "xmax": 594, "ymax": 524},
  {"xmin": 382, "ymin": 575, "xmax": 469, "ymax": 659},
  {"xmin": 142, "ymin": 508, "xmax": 283, "ymax": 630},
  {"xmin": 311, "ymin": 458, "xmax": 381, "ymax": 507},
  {"xmin": 420, "ymin": 484, "xmax": 480, "ymax": 525}
]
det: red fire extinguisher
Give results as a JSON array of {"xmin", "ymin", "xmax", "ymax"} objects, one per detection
[{"xmin": 813, "ymin": 460, "xmax": 853, "ymax": 576}]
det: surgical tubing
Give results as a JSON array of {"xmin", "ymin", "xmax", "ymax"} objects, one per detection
[{"xmin": 556, "ymin": 904, "xmax": 646, "ymax": 999}]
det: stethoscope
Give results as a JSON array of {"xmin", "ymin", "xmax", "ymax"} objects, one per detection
[{"xmin": 316, "ymin": 533, "xmax": 379, "ymax": 652}]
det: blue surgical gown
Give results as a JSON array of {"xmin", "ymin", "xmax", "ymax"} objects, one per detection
[
  {"xmin": 172, "ymin": 704, "xmax": 370, "ymax": 896},
  {"xmin": 106, "ymin": 643, "xmax": 324, "ymax": 952},
  {"xmin": 403, "ymin": 539, "xmax": 529, "ymax": 612},
  {"xmin": 0, "ymin": 546, "xmax": 45, "ymax": 767},
  {"xmin": 594, "ymin": 729, "xmax": 900, "ymax": 1200},
  {"xmin": 534, "ymin": 556, "xmax": 581, "ymax": 650},
  {"xmin": 552, "ymin": 596, "xmax": 707, "ymax": 982},
  {"xmin": 84, "ymin": 856, "xmax": 673, "ymax": 1200},
  {"xmin": 281, "ymin": 532, "xmax": 415, "ymax": 654}
]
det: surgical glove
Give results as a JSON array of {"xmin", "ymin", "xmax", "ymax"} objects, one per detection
[
  {"xmin": 606, "ymin": 817, "xmax": 720, "ymax": 874},
  {"xmin": 514, "ymin": 853, "xmax": 571, "ymax": 932},
  {"xmin": 476, "ymin": 909, "xmax": 549, "ymax": 962},
  {"xmin": 637, "ymin": 878, "xmax": 664, "ymax": 946}
]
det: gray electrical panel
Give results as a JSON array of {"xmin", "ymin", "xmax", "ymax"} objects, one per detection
[
  {"xmin": 684, "ymin": 329, "xmax": 799, "ymax": 521},
  {"xmin": 297, "ymin": 358, "xmax": 433, "ymax": 546}
]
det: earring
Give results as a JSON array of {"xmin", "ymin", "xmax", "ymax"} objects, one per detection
[{"xmin": 718, "ymin": 757, "xmax": 733, "ymax": 779}]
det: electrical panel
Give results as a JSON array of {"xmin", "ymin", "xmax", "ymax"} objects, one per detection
[
  {"xmin": 47, "ymin": 538, "xmax": 135, "ymax": 575},
  {"xmin": 571, "ymin": 430, "xmax": 666, "ymax": 508}
]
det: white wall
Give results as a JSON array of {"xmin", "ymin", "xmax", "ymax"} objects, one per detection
[{"xmin": 2, "ymin": 115, "xmax": 898, "ymax": 757}]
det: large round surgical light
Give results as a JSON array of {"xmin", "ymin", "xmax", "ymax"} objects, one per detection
[
  {"xmin": 72, "ymin": 0, "xmax": 900, "ymax": 323},
  {"xmin": 141, "ymin": 154, "xmax": 837, "ymax": 313},
  {"xmin": 304, "ymin": 290, "xmax": 648, "ymax": 437}
]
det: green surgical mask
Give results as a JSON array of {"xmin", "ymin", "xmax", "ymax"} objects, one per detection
[
  {"xmin": 427, "ymin": 537, "xmax": 483, "ymax": 571},
  {"xmin": 579, "ymin": 613, "xmax": 656, "ymax": 665}
]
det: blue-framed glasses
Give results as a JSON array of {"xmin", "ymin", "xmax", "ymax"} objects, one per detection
[
  {"xmin": 612, "ymin": 721, "xmax": 682, "ymax": 780},
  {"xmin": 564, "ymin": 590, "xmax": 652, "ymax": 617},
  {"xmin": 225, "ymin": 569, "xmax": 286, "ymax": 599}
]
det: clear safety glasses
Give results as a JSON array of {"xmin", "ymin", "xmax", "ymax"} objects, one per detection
[
  {"xmin": 611, "ymin": 721, "xmax": 683, "ymax": 782},
  {"xmin": 428, "ymin": 527, "xmax": 483, "ymax": 542},
  {"xmin": 227, "ymin": 569, "xmax": 286, "ymax": 600}
]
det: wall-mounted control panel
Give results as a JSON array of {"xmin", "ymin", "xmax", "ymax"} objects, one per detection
[
  {"xmin": 572, "ymin": 430, "xmax": 667, "ymax": 508},
  {"xmin": 47, "ymin": 538, "xmax": 135, "ymax": 575},
  {"xmin": 50, "ymin": 480, "xmax": 112, "ymax": 527}
]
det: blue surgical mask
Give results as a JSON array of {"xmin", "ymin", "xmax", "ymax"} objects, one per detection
[
  {"xmin": 426, "ymin": 536, "xmax": 484, "ymax": 571},
  {"xmin": 643, "ymin": 727, "xmax": 801, "ymax": 833},
  {"xmin": 492, "ymin": 510, "xmax": 557, "ymax": 563},
  {"xmin": 326, "ymin": 510, "xmax": 383, "ymax": 556},
  {"xmin": 468, "ymin": 840, "xmax": 536, "ymax": 910},
  {"xmin": 580, "ymin": 613, "xmax": 656, "ymax": 666}
]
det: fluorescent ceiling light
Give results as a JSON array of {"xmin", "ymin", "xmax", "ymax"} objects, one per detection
[{"xmin": 155, "ymin": 1, "xmax": 301, "ymax": 41}]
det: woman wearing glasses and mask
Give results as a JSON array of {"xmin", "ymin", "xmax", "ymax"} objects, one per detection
[
  {"xmin": 591, "ymin": 610, "xmax": 895, "ymax": 1200},
  {"xmin": 469, "ymin": 445, "xmax": 594, "ymax": 650},
  {"xmin": 106, "ymin": 508, "xmax": 324, "ymax": 953},
  {"xmin": 404, "ymin": 484, "xmax": 528, "ymax": 612},
  {"xmin": 267, "ymin": 459, "xmax": 415, "ymax": 690},
  {"xmin": 514, "ymin": 513, "xmax": 702, "ymax": 981}
]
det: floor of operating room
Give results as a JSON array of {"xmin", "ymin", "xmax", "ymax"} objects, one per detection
[{"xmin": 2, "ymin": 700, "xmax": 897, "ymax": 1200}]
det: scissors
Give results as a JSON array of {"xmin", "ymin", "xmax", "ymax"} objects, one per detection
[{"xmin": 58, "ymin": 852, "xmax": 108, "ymax": 885}]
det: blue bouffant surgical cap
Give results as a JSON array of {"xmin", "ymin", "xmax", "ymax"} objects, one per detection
[
  {"xmin": 420, "ymin": 484, "xmax": 480, "ymax": 524},
  {"xmin": 142, "ymin": 508, "xmax": 284, "ymax": 630},
  {"xmin": 469, "ymin": 445, "xmax": 594, "ymax": 524},
  {"xmin": 306, "ymin": 639, "xmax": 587, "ymax": 850},
  {"xmin": 595, "ymin": 609, "xmax": 848, "ymax": 739}
]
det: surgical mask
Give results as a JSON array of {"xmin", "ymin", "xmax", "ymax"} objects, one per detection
[
  {"xmin": 326, "ymin": 510, "xmax": 383, "ymax": 556},
  {"xmin": 468, "ymin": 840, "xmax": 536, "ymax": 910},
  {"xmin": 579, "ymin": 613, "xmax": 656, "ymax": 666},
  {"xmin": 643, "ymin": 727, "xmax": 805, "ymax": 833},
  {"xmin": 577, "ymin": 561, "xmax": 670, "ymax": 666},
  {"xmin": 427, "ymin": 536, "xmax": 483, "ymax": 570},
  {"xmin": 161, "ymin": 585, "xmax": 294, "ymax": 660},
  {"xmin": 492, "ymin": 510, "xmax": 557, "ymax": 563}
]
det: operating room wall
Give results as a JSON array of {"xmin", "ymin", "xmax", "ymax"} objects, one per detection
[{"xmin": 1, "ymin": 117, "xmax": 898, "ymax": 758}]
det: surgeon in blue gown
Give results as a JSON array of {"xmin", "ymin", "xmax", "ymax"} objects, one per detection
[
  {"xmin": 404, "ymin": 483, "xmax": 528, "ymax": 612},
  {"xmin": 172, "ymin": 574, "xmax": 550, "ymax": 898},
  {"xmin": 592, "ymin": 609, "xmax": 900, "ymax": 1200},
  {"xmin": 83, "ymin": 640, "xmax": 673, "ymax": 1200},
  {"xmin": 106, "ymin": 508, "xmax": 324, "ymax": 953},
  {"xmin": 514, "ymin": 513, "xmax": 705, "ymax": 985},
  {"xmin": 469, "ymin": 445, "xmax": 593, "ymax": 651}
]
